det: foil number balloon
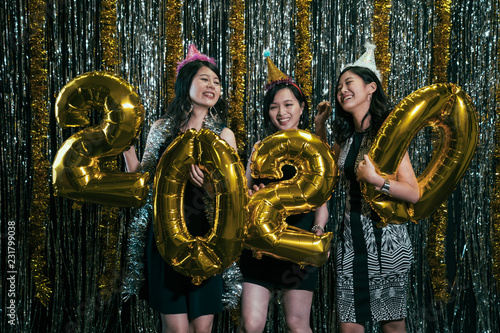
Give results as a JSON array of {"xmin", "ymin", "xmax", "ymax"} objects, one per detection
[
  {"xmin": 246, "ymin": 129, "xmax": 337, "ymax": 267},
  {"xmin": 363, "ymin": 83, "xmax": 478, "ymax": 225},
  {"xmin": 52, "ymin": 71, "xmax": 149, "ymax": 208},
  {"xmin": 154, "ymin": 129, "xmax": 248, "ymax": 285}
]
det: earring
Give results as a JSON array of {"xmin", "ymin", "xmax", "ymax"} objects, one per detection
[
  {"xmin": 185, "ymin": 100, "xmax": 194, "ymax": 118},
  {"xmin": 209, "ymin": 106, "xmax": 218, "ymax": 121},
  {"xmin": 367, "ymin": 94, "xmax": 372, "ymax": 102}
]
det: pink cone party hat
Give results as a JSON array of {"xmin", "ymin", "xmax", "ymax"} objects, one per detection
[{"xmin": 177, "ymin": 44, "xmax": 216, "ymax": 74}]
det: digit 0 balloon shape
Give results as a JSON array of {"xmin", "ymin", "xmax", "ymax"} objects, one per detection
[
  {"xmin": 362, "ymin": 83, "xmax": 478, "ymax": 225},
  {"xmin": 246, "ymin": 129, "xmax": 337, "ymax": 267},
  {"xmin": 153, "ymin": 129, "xmax": 248, "ymax": 285},
  {"xmin": 52, "ymin": 71, "xmax": 149, "ymax": 208}
]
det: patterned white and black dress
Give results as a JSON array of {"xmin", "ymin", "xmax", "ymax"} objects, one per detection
[{"xmin": 336, "ymin": 131, "xmax": 413, "ymax": 323}]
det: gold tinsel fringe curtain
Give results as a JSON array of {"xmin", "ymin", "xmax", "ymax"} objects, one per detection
[
  {"xmin": 426, "ymin": 0, "xmax": 453, "ymax": 303},
  {"xmin": 28, "ymin": 0, "xmax": 52, "ymax": 307},
  {"xmin": 98, "ymin": 0, "xmax": 121, "ymax": 302}
]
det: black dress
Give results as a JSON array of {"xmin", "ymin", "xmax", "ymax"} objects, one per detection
[
  {"xmin": 133, "ymin": 115, "xmax": 225, "ymax": 318},
  {"xmin": 239, "ymin": 165, "xmax": 320, "ymax": 290},
  {"xmin": 144, "ymin": 181, "xmax": 223, "ymax": 317},
  {"xmin": 336, "ymin": 131, "xmax": 412, "ymax": 323}
]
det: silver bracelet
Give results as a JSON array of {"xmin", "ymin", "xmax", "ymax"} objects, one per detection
[
  {"xmin": 380, "ymin": 178, "xmax": 390, "ymax": 194},
  {"xmin": 311, "ymin": 225, "xmax": 325, "ymax": 233}
]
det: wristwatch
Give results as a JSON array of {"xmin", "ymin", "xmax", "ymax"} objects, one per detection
[{"xmin": 380, "ymin": 178, "xmax": 390, "ymax": 194}]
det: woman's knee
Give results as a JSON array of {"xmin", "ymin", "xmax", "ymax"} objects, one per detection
[
  {"xmin": 284, "ymin": 313, "xmax": 311, "ymax": 332},
  {"xmin": 189, "ymin": 315, "xmax": 214, "ymax": 333},
  {"xmin": 282, "ymin": 289, "xmax": 313, "ymax": 332},
  {"xmin": 239, "ymin": 311, "xmax": 267, "ymax": 333},
  {"xmin": 161, "ymin": 313, "xmax": 189, "ymax": 333}
]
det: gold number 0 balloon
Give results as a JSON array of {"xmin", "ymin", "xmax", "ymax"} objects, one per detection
[
  {"xmin": 362, "ymin": 83, "xmax": 478, "ymax": 225},
  {"xmin": 154, "ymin": 129, "xmax": 248, "ymax": 285},
  {"xmin": 52, "ymin": 71, "xmax": 149, "ymax": 208},
  {"xmin": 245, "ymin": 129, "xmax": 337, "ymax": 267}
]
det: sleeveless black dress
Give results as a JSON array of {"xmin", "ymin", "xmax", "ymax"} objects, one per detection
[
  {"xmin": 239, "ymin": 165, "xmax": 320, "ymax": 290},
  {"xmin": 144, "ymin": 182, "xmax": 223, "ymax": 317},
  {"xmin": 139, "ymin": 116, "xmax": 224, "ymax": 318}
]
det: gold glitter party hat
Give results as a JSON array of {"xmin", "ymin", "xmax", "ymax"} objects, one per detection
[
  {"xmin": 266, "ymin": 56, "xmax": 289, "ymax": 85},
  {"xmin": 264, "ymin": 50, "xmax": 297, "ymax": 92}
]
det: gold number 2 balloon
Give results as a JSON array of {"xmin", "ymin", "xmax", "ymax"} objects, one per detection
[
  {"xmin": 153, "ymin": 129, "xmax": 248, "ymax": 285},
  {"xmin": 52, "ymin": 71, "xmax": 149, "ymax": 208},
  {"xmin": 245, "ymin": 129, "xmax": 337, "ymax": 267},
  {"xmin": 362, "ymin": 83, "xmax": 478, "ymax": 225}
]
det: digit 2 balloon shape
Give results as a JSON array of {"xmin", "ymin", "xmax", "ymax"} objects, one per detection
[
  {"xmin": 246, "ymin": 129, "xmax": 337, "ymax": 267},
  {"xmin": 52, "ymin": 71, "xmax": 149, "ymax": 208}
]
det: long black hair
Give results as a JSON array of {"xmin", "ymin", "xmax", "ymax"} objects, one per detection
[
  {"xmin": 333, "ymin": 66, "xmax": 390, "ymax": 145},
  {"xmin": 163, "ymin": 60, "xmax": 228, "ymax": 134},
  {"xmin": 262, "ymin": 82, "xmax": 309, "ymax": 136}
]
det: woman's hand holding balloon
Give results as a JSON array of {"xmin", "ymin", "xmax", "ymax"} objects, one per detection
[
  {"xmin": 248, "ymin": 183, "xmax": 265, "ymax": 196},
  {"xmin": 357, "ymin": 154, "xmax": 384, "ymax": 189},
  {"xmin": 189, "ymin": 164, "xmax": 205, "ymax": 188}
]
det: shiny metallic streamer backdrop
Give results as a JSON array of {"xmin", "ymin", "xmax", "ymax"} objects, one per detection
[{"xmin": 0, "ymin": 0, "xmax": 498, "ymax": 332}]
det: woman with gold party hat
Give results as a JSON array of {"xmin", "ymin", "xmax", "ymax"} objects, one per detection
[
  {"xmin": 238, "ymin": 52, "xmax": 329, "ymax": 333},
  {"xmin": 316, "ymin": 43, "xmax": 420, "ymax": 332}
]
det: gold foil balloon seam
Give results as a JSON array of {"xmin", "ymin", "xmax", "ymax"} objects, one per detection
[{"xmin": 52, "ymin": 71, "xmax": 149, "ymax": 208}]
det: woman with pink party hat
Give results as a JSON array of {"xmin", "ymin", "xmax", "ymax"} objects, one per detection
[
  {"xmin": 123, "ymin": 44, "xmax": 237, "ymax": 333},
  {"xmin": 238, "ymin": 53, "xmax": 329, "ymax": 333},
  {"xmin": 316, "ymin": 43, "xmax": 420, "ymax": 333}
]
